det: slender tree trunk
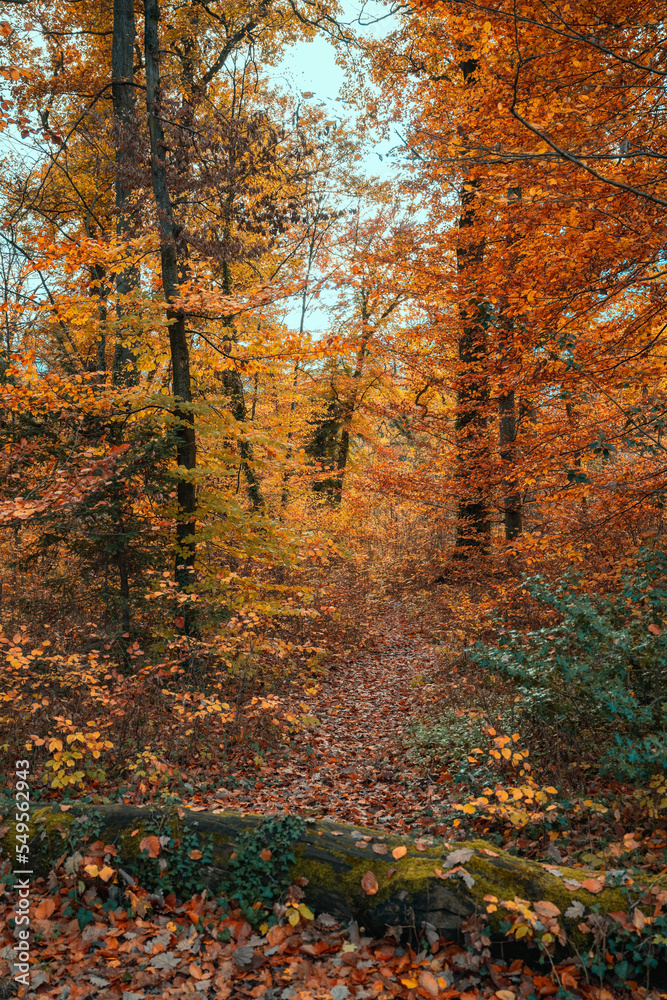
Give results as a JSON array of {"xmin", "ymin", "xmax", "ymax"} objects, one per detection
[
  {"xmin": 108, "ymin": 0, "xmax": 138, "ymax": 632},
  {"xmin": 111, "ymin": 0, "xmax": 138, "ymax": 385},
  {"xmin": 499, "ymin": 383, "xmax": 522, "ymax": 540},
  {"xmin": 333, "ymin": 318, "xmax": 373, "ymax": 502},
  {"xmin": 220, "ymin": 261, "xmax": 264, "ymax": 511},
  {"xmin": 498, "ymin": 186, "xmax": 523, "ymax": 542},
  {"xmin": 282, "ymin": 199, "xmax": 325, "ymax": 507},
  {"xmin": 90, "ymin": 264, "xmax": 107, "ymax": 373},
  {"xmin": 144, "ymin": 0, "xmax": 198, "ymax": 618},
  {"xmin": 453, "ymin": 58, "xmax": 490, "ymax": 556},
  {"xmin": 454, "ymin": 180, "xmax": 490, "ymax": 553}
]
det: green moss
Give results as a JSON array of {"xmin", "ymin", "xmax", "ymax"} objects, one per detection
[{"xmin": 0, "ymin": 806, "xmax": 649, "ymax": 943}]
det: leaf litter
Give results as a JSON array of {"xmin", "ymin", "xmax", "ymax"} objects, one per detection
[{"xmin": 0, "ymin": 607, "xmax": 635, "ymax": 999}]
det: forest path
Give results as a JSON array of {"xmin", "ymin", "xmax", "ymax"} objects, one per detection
[{"xmin": 214, "ymin": 602, "xmax": 448, "ymax": 834}]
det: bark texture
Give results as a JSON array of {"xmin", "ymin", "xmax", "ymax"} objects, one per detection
[
  {"xmin": 111, "ymin": 0, "xmax": 138, "ymax": 384},
  {"xmin": 454, "ymin": 57, "xmax": 490, "ymax": 555},
  {"xmin": 144, "ymin": 0, "xmax": 197, "ymax": 603}
]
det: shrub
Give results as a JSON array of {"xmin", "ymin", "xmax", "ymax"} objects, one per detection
[{"xmin": 472, "ymin": 547, "xmax": 667, "ymax": 780}]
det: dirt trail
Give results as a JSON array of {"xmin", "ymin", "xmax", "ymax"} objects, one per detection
[{"xmin": 215, "ymin": 605, "xmax": 448, "ymax": 834}]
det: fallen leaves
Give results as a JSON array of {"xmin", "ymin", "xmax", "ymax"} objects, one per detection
[
  {"xmin": 361, "ymin": 870, "xmax": 379, "ymax": 895},
  {"xmin": 445, "ymin": 846, "xmax": 475, "ymax": 866},
  {"xmin": 139, "ymin": 834, "xmax": 161, "ymax": 858},
  {"xmin": 392, "ymin": 844, "xmax": 408, "ymax": 859}
]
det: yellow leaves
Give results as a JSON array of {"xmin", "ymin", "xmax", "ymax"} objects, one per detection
[
  {"xmin": 286, "ymin": 903, "xmax": 314, "ymax": 927},
  {"xmin": 583, "ymin": 799, "xmax": 608, "ymax": 814},
  {"xmin": 84, "ymin": 864, "xmax": 115, "ymax": 882}
]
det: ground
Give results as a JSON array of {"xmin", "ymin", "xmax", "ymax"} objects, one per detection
[
  {"xmin": 0, "ymin": 600, "xmax": 660, "ymax": 1000},
  {"xmin": 211, "ymin": 605, "xmax": 444, "ymax": 832}
]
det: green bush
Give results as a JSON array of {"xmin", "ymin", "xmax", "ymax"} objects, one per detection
[
  {"xmin": 472, "ymin": 547, "xmax": 667, "ymax": 781},
  {"xmin": 408, "ymin": 707, "xmax": 517, "ymax": 788}
]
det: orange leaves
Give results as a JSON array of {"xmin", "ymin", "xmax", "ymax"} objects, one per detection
[
  {"xmin": 361, "ymin": 870, "xmax": 379, "ymax": 895},
  {"xmin": 139, "ymin": 835, "xmax": 161, "ymax": 859},
  {"xmin": 34, "ymin": 898, "xmax": 55, "ymax": 919},
  {"xmin": 392, "ymin": 844, "xmax": 407, "ymax": 859},
  {"xmin": 580, "ymin": 878, "xmax": 604, "ymax": 894}
]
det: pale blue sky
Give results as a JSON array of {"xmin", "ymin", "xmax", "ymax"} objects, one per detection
[{"xmin": 272, "ymin": 3, "xmax": 402, "ymax": 331}]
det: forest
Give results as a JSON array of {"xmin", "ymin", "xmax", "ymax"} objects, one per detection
[{"xmin": 0, "ymin": 0, "xmax": 666, "ymax": 998}]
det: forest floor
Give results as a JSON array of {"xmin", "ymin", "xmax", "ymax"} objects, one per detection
[
  {"xmin": 203, "ymin": 601, "xmax": 446, "ymax": 832},
  {"xmin": 0, "ymin": 594, "xmax": 660, "ymax": 1000}
]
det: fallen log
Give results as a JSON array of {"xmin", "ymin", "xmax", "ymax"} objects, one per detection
[{"xmin": 1, "ymin": 804, "xmax": 642, "ymax": 939}]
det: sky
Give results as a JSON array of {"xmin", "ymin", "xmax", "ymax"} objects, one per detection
[
  {"xmin": 272, "ymin": 2, "xmax": 400, "ymax": 179},
  {"xmin": 270, "ymin": 3, "xmax": 402, "ymax": 331}
]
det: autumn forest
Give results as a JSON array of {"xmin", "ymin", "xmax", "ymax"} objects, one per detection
[{"xmin": 0, "ymin": 1, "xmax": 667, "ymax": 998}]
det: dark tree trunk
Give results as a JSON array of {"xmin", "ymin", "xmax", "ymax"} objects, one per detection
[
  {"xmin": 454, "ymin": 182, "xmax": 490, "ymax": 553},
  {"xmin": 498, "ymin": 186, "xmax": 523, "ymax": 542},
  {"xmin": 144, "ymin": 0, "xmax": 198, "ymax": 618},
  {"xmin": 220, "ymin": 262, "xmax": 264, "ymax": 511},
  {"xmin": 499, "ymin": 386, "xmax": 522, "ymax": 540},
  {"xmin": 453, "ymin": 58, "xmax": 490, "ymax": 557},
  {"xmin": 108, "ymin": 0, "xmax": 139, "ymax": 630},
  {"xmin": 90, "ymin": 264, "xmax": 107, "ymax": 373},
  {"xmin": 111, "ymin": 0, "xmax": 138, "ymax": 385},
  {"xmin": 331, "ymin": 299, "xmax": 374, "ymax": 503}
]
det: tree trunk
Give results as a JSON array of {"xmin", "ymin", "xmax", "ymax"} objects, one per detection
[
  {"xmin": 499, "ymin": 386, "xmax": 523, "ymax": 540},
  {"xmin": 453, "ymin": 58, "xmax": 490, "ymax": 557},
  {"xmin": 111, "ymin": 0, "xmax": 138, "ymax": 385},
  {"xmin": 332, "ymin": 302, "xmax": 374, "ymax": 502},
  {"xmin": 220, "ymin": 263, "xmax": 264, "ymax": 512},
  {"xmin": 454, "ymin": 179, "xmax": 490, "ymax": 553},
  {"xmin": 498, "ymin": 186, "xmax": 523, "ymax": 542},
  {"xmin": 16, "ymin": 804, "xmax": 643, "ymax": 947},
  {"xmin": 107, "ymin": 0, "xmax": 139, "ymax": 631},
  {"xmin": 144, "ymin": 0, "xmax": 197, "ymax": 615}
]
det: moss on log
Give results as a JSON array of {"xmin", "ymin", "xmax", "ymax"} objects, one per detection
[{"xmin": 1, "ymin": 804, "xmax": 641, "ymax": 938}]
